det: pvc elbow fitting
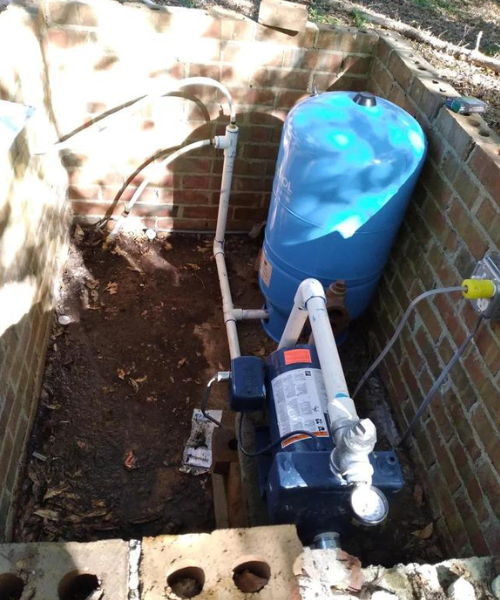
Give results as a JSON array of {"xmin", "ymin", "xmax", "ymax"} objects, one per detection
[{"xmin": 462, "ymin": 279, "xmax": 496, "ymax": 300}]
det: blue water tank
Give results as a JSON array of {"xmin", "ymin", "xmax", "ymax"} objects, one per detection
[{"xmin": 259, "ymin": 91, "xmax": 427, "ymax": 341}]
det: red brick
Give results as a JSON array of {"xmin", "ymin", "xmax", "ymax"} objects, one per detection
[
  {"xmin": 188, "ymin": 63, "xmax": 221, "ymax": 80},
  {"xmin": 431, "ymin": 396, "xmax": 454, "ymax": 443},
  {"xmin": 448, "ymin": 199, "xmax": 488, "ymax": 260},
  {"xmin": 435, "ymin": 108, "xmax": 476, "ymax": 161},
  {"xmin": 477, "ymin": 459, "xmax": 500, "ymax": 516},
  {"xmin": 47, "ymin": 28, "xmax": 88, "ymax": 48},
  {"xmin": 233, "ymin": 177, "xmax": 272, "ymax": 192},
  {"xmin": 182, "ymin": 206, "xmax": 220, "ymax": 219},
  {"xmin": 255, "ymin": 22, "xmax": 317, "ymax": 48},
  {"xmin": 471, "ymin": 406, "xmax": 499, "ymax": 466},
  {"xmin": 450, "ymin": 438, "xmax": 489, "ymax": 523},
  {"xmin": 226, "ymin": 192, "xmax": 262, "ymax": 207},
  {"xmin": 0, "ymin": 431, "xmax": 14, "ymax": 491},
  {"xmin": 474, "ymin": 323, "xmax": 500, "ymax": 377},
  {"xmin": 299, "ymin": 50, "xmax": 343, "ymax": 72},
  {"xmin": 0, "ymin": 383, "xmax": 15, "ymax": 440},
  {"xmin": 275, "ymin": 89, "xmax": 309, "ymax": 109},
  {"xmin": 178, "ymin": 191, "xmax": 212, "ymax": 205},
  {"xmin": 71, "ymin": 201, "xmax": 111, "ymax": 217},
  {"xmin": 171, "ymin": 156, "xmax": 213, "ymax": 174},
  {"xmin": 220, "ymin": 17, "xmax": 256, "ymax": 42},
  {"xmin": 454, "ymin": 490, "xmax": 490, "ymax": 555},
  {"xmin": 229, "ymin": 87, "xmax": 276, "ymax": 107},
  {"xmin": 409, "ymin": 76, "xmax": 446, "ymax": 121},
  {"xmin": 242, "ymin": 144, "xmax": 279, "ymax": 160},
  {"xmin": 448, "ymin": 400, "xmax": 482, "ymax": 462},
  {"xmin": 478, "ymin": 376, "xmax": 500, "ymax": 423},
  {"xmin": 182, "ymin": 175, "xmax": 222, "ymax": 190},
  {"xmin": 232, "ymin": 207, "xmax": 268, "ymax": 221},
  {"xmin": 468, "ymin": 144, "xmax": 500, "ymax": 200},
  {"xmin": 387, "ymin": 51, "xmax": 413, "ymax": 89},
  {"xmin": 475, "ymin": 196, "xmax": 500, "ymax": 241}
]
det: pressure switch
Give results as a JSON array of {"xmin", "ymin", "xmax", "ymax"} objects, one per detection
[{"xmin": 464, "ymin": 253, "xmax": 500, "ymax": 320}]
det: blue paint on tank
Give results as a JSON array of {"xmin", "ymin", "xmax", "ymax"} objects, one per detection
[{"xmin": 259, "ymin": 91, "xmax": 427, "ymax": 341}]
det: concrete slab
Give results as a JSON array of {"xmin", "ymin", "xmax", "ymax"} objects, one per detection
[
  {"xmin": 0, "ymin": 539, "xmax": 129, "ymax": 599},
  {"xmin": 141, "ymin": 524, "xmax": 303, "ymax": 600}
]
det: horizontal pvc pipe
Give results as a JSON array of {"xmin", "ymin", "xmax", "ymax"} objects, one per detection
[
  {"xmin": 35, "ymin": 77, "xmax": 235, "ymax": 155},
  {"xmin": 233, "ymin": 309, "xmax": 269, "ymax": 320}
]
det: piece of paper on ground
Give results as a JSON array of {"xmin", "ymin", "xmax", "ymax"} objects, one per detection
[{"xmin": 182, "ymin": 409, "xmax": 223, "ymax": 474}]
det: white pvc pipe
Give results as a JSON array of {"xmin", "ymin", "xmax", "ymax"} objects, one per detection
[
  {"xmin": 35, "ymin": 77, "xmax": 235, "ymax": 155},
  {"xmin": 213, "ymin": 124, "xmax": 240, "ymax": 359},
  {"xmin": 105, "ymin": 139, "xmax": 211, "ymax": 244},
  {"xmin": 233, "ymin": 309, "xmax": 269, "ymax": 320},
  {"xmin": 278, "ymin": 279, "xmax": 357, "ymax": 427}
]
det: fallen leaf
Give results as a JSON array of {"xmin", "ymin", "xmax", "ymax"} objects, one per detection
[
  {"xmin": 43, "ymin": 484, "xmax": 69, "ymax": 501},
  {"xmin": 218, "ymin": 362, "xmax": 225, "ymax": 370},
  {"xmin": 135, "ymin": 375, "xmax": 148, "ymax": 383},
  {"xmin": 128, "ymin": 377, "xmax": 139, "ymax": 394},
  {"xmin": 414, "ymin": 483, "xmax": 423, "ymax": 508},
  {"xmin": 412, "ymin": 522, "xmax": 434, "ymax": 539},
  {"xmin": 86, "ymin": 279, "xmax": 99, "ymax": 290},
  {"xmin": 186, "ymin": 263, "xmax": 200, "ymax": 271},
  {"xmin": 46, "ymin": 404, "xmax": 61, "ymax": 410},
  {"xmin": 74, "ymin": 224, "xmax": 85, "ymax": 238},
  {"xmin": 169, "ymin": 376, "xmax": 175, "ymax": 383},
  {"xmin": 255, "ymin": 347, "xmax": 266, "ymax": 356},
  {"xmin": 124, "ymin": 450, "xmax": 137, "ymax": 471},
  {"xmin": 146, "ymin": 395, "xmax": 157, "ymax": 403},
  {"xmin": 196, "ymin": 246, "xmax": 209, "ymax": 253},
  {"xmin": 177, "ymin": 357, "xmax": 187, "ymax": 369},
  {"xmin": 105, "ymin": 281, "xmax": 118, "ymax": 295},
  {"xmin": 34, "ymin": 509, "xmax": 59, "ymax": 521},
  {"xmin": 117, "ymin": 368, "xmax": 126, "ymax": 380}
]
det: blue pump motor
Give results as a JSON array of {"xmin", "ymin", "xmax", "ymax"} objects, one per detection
[
  {"xmin": 256, "ymin": 345, "xmax": 404, "ymax": 541},
  {"xmin": 259, "ymin": 91, "xmax": 427, "ymax": 341}
]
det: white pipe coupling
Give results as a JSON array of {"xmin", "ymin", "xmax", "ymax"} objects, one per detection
[{"xmin": 330, "ymin": 418, "xmax": 376, "ymax": 485}]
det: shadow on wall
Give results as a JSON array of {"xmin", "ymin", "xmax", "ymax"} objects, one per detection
[{"xmin": 65, "ymin": 55, "xmax": 372, "ymax": 234}]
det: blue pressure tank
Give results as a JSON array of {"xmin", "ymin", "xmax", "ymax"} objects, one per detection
[{"xmin": 259, "ymin": 91, "xmax": 427, "ymax": 341}]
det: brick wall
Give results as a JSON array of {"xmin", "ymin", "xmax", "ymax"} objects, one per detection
[
  {"xmin": 0, "ymin": 7, "xmax": 69, "ymax": 540},
  {"xmin": 367, "ymin": 32, "xmax": 500, "ymax": 557},
  {"xmin": 40, "ymin": 0, "xmax": 377, "ymax": 232}
]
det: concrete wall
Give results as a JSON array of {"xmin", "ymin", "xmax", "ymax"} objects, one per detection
[
  {"xmin": 0, "ymin": 7, "xmax": 70, "ymax": 540},
  {"xmin": 368, "ymin": 32, "xmax": 500, "ymax": 557},
  {"xmin": 40, "ymin": 0, "xmax": 377, "ymax": 232}
]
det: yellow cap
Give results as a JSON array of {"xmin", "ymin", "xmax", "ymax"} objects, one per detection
[{"xmin": 462, "ymin": 279, "xmax": 496, "ymax": 300}]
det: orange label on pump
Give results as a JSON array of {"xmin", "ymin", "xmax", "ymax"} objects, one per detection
[{"xmin": 284, "ymin": 349, "xmax": 312, "ymax": 365}]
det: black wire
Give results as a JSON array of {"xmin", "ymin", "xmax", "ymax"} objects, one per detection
[{"xmin": 237, "ymin": 412, "xmax": 320, "ymax": 457}]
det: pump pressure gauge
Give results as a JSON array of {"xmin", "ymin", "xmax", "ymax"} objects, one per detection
[{"xmin": 350, "ymin": 485, "xmax": 389, "ymax": 526}]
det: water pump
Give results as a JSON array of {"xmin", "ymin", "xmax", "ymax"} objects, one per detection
[{"xmin": 228, "ymin": 279, "xmax": 404, "ymax": 542}]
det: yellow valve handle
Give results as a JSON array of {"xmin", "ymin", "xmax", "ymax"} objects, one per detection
[{"xmin": 462, "ymin": 279, "xmax": 496, "ymax": 300}]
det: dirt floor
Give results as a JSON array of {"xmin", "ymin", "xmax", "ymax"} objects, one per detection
[{"xmin": 15, "ymin": 229, "xmax": 444, "ymax": 566}]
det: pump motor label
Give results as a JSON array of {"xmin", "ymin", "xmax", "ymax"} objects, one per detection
[{"xmin": 271, "ymin": 368, "xmax": 329, "ymax": 448}]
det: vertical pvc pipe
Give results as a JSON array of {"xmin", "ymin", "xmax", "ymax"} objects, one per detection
[{"xmin": 213, "ymin": 125, "xmax": 240, "ymax": 359}]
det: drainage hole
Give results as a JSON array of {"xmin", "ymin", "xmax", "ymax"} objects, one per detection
[
  {"xmin": 233, "ymin": 559, "xmax": 271, "ymax": 593},
  {"xmin": 479, "ymin": 130, "xmax": 490, "ymax": 137},
  {"xmin": 167, "ymin": 566, "xmax": 205, "ymax": 599},
  {"xmin": 58, "ymin": 571, "xmax": 101, "ymax": 600},
  {"xmin": 228, "ymin": 438, "xmax": 238, "ymax": 451},
  {"xmin": 387, "ymin": 455, "xmax": 397, "ymax": 465},
  {"xmin": 432, "ymin": 79, "xmax": 439, "ymax": 84},
  {"xmin": 0, "ymin": 574, "xmax": 25, "ymax": 600}
]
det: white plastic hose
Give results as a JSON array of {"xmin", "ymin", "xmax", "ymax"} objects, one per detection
[
  {"xmin": 34, "ymin": 77, "xmax": 235, "ymax": 155},
  {"xmin": 105, "ymin": 138, "xmax": 211, "ymax": 244},
  {"xmin": 353, "ymin": 286, "xmax": 466, "ymax": 399}
]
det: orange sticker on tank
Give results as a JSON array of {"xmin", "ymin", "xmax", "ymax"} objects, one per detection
[{"xmin": 284, "ymin": 349, "xmax": 312, "ymax": 365}]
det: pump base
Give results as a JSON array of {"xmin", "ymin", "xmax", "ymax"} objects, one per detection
[{"xmin": 256, "ymin": 430, "xmax": 404, "ymax": 543}]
